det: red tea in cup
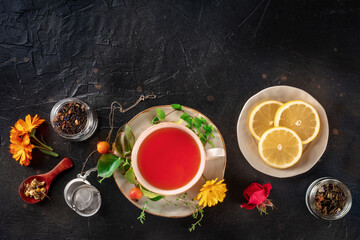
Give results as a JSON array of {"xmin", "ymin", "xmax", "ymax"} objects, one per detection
[
  {"xmin": 132, "ymin": 122, "xmax": 224, "ymax": 196},
  {"xmin": 137, "ymin": 127, "xmax": 201, "ymax": 190}
]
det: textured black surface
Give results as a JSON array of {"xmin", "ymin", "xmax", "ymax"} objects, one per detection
[{"xmin": 1, "ymin": 0, "xmax": 360, "ymax": 239}]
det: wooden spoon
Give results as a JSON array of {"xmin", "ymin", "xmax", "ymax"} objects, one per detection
[{"xmin": 19, "ymin": 157, "xmax": 73, "ymax": 204}]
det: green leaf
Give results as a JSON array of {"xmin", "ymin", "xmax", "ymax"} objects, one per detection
[
  {"xmin": 194, "ymin": 126, "xmax": 201, "ymax": 135},
  {"xmin": 156, "ymin": 108, "xmax": 166, "ymax": 120},
  {"xmin": 113, "ymin": 125, "xmax": 135, "ymax": 157},
  {"xmin": 200, "ymin": 136, "xmax": 207, "ymax": 145},
  {"xmin": 114, "ymin": 130, "xmax": 125, "ymax": 156},
  {"xmin": 119, "ymin": 132, "xmax": 127, "ymax": 155},
  {"xmin": 203, "ymin": 124, "xmax": 214, "ymax": 132},
  {"xmin": 151, "ymin": 116, "xmax": 159, "ymax": 125},
  {"xmin": 123, "ymin": 128, "xmax": 134, "ymax": 157},
  {"xmin": 140, "ymin": 187, "xmax": 162, "ymax": 199},
  {"xmin": 125, "ymin": 167, "xmax": 136, "ymax": 184},
  {"xmin": 200, "ymin": 117, "xmax": 207, "ymax": 124},
  {"xmin": 112, "ymin": 142, "xmax": 120, "ymax": 156},
  {"xmin": 171, "ymin": 104, "xmax": 182, "ymax": 110},
  {"xmin": 97, "ymin": 153, "xmax": 122, "ymax": 179},
  {"xmin": 192, "ymin": 117, "xmax": 202, "ymax": 128},
  {"xmin": 208, "ymin": 140, "xmax": 215, "ymax": 148},
  {"xmin": 125, "ymin": 125, "xmax": 135, "ymax": 150},
  {"xmin": 180, "ymin": 113, "xmax": 192, "ymax": 126},
  {"xmin": 149, "ymin": 195, "xmax": 163, "ymax": 201},
  {"xmin": 203, "ymin": 125, "xmax": 215, "ymax": 139}
]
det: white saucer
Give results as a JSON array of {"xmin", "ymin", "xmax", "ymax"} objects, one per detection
[
  {"xmin": 237, "ymin": 86, "xmax": 329, "ymax": 178},
  {"xmin": 113, "ymin": 105, "xmax": 226, "ymax": 217}
]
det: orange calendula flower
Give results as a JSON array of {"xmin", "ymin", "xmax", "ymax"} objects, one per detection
[
  {"xmin": 194, "ymin": 178, "xmax": 227, "ymax": 208},
  {"xmin": 9, "ymin": 114, "xmax": 58, "ymax": 166},
  {"xmin": 14, "ymin": 114, "xmax": 45, "ymax": 135},
  {"xmin": 9, "ymin": 133, "xmax": 34, "ymax": 166},
  {"xmin": 10, "ymin": 127, "xmax": 21, "ymax": 138}
]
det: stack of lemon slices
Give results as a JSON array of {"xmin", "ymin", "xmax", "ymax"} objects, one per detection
[{"xmin": 249, "ymin": 100, "xmax": 320, "ymax": 169}]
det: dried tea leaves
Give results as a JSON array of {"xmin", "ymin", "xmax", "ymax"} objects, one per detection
[
  {"xmin": 314, "ymin": 183, "xmax": 346, "ymax": 216},
  {"xmin": 54, "ymin": 102, "xmax": 87, "ymax": 134}
]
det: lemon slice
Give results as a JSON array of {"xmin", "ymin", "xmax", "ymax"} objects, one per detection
[
  {"xmin": 274, "ymin": 100, "xmax": 320, "ymax": 144},
  {"xmin": 258, "ymin": 127, "xmax": 303, "ymax": 169},
  {"xmin": 249, "ymin": 100, "xmax": 283, "ymax": 140}
]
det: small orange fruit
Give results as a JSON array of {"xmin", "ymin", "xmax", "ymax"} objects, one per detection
[
  {"xmin": 97, "ymin": 141, "xmax": 110, "ymax": 154},
  {"xmin": 129, "ymin": 187, "xmax": 143, "ymax": 200}
]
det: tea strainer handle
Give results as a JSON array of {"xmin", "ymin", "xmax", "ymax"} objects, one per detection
[{"xmin": 77, "ymin": 167, "xmax": 97, "ymax": 180}]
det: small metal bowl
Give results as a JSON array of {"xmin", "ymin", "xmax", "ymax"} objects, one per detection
[
  {"xmin": 50, "ymin": 98, "xmax": 98, "ymax": 141},
  {"xmin": 305, "ymin": 177, "xmax": 352, "ymax": 220}
]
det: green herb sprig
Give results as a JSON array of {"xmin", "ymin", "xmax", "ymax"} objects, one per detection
[
  {"xmin": 151, "ymin": 104, "xmax": 216, "ymax": 147},
  {"xmin": 163, "ymin": 194, "xmax": 205, "ymax": 232},
  {"xmin": 189, "ymin": 209, "xmax": 204, "ymax": 232},
  {"xmin": 138, "ymin": 201, "xmax": 148, "ymax": 224}
]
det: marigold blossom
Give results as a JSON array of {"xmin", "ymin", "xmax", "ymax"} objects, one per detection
[
  {"xmin": 9, "ymin": 114, "xmax": 58, "ymax": 166},
  {"xmin": 14, "ymin": 114, "xmax": 44, "ymax": 135},
  {"xmin": 195, "ymin": 178, "xmax": 227, "ymax": 208},
  {"xmin": 9, "ymin": 133, "xmax": 34, "ymax": 166}
]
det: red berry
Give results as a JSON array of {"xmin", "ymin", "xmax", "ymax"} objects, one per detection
[
  {"xmin": 129, "ymin": 187, "xmax": 143, "ymax": 200},
  {"xmin": 97, "ymin": 141, "xmax": 110, "ymax": 154}
]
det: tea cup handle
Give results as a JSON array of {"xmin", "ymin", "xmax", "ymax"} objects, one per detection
[{"xmin": 205, "ymin": 148, "xmax": 225, "ymax": 160}]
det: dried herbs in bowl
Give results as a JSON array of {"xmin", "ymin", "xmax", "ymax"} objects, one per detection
[
  {"xmin": 306, "ymin": 177, "xmax": 352, "ymax": 220},
  {"xmin": 54, "ymin": 102, "xmax": 87, "ymax": 134},
  {"xmin": 50, "ymin": 98, "xmax": 98, "ymax": 141}
]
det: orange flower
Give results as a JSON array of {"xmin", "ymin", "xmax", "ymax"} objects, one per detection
[
  {"xmin": 9, "ymin": 133, "xmax": 34, "ymax": 166},
  {"xmin": 10, "ymin": 127, "xmax": 21, "ymax": 138},
  {"xmin": 14, "ymin": 114, "xmax": 45, "ymax": 135}
]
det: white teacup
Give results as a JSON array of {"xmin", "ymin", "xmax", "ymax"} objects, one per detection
[{"xmin": 131, "ymin": 122, "xmax": 225, "ymax": 196}]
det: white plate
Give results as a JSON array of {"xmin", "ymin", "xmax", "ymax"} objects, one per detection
[
  {"xmin": 113, "ymin": 105, "xmax": 227, "ymax": 217},
  {"xmin": 237, "ymin": 86, "xmax": 329, "ymax": 178}
]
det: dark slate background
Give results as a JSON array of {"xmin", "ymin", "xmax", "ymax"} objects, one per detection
[{"xmin": 1, "ymin": 0, "xmax": 360, "ymax": 239}]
